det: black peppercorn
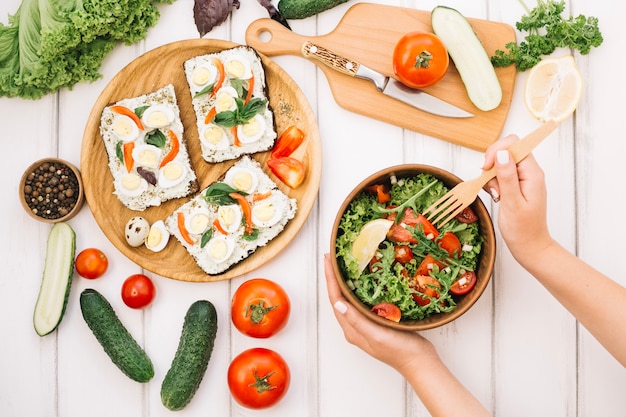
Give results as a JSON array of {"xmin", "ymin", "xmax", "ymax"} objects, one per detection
[{"xmin": 22, "ymin": 160, "xmax": 81, "ymax": 220}]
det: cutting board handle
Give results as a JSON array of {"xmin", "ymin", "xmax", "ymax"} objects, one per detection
[{"xmin": 246, "ymin": 18, "xmax": 313, "ymax": 57}]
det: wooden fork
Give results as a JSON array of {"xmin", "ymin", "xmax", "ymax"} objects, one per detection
[{"xmin": 423, "ymin": 120, "xmax": 559, "ymax": 227}]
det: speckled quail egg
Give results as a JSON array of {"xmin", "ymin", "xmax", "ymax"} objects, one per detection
[
  {"xmin": 125, "ymin": 216, "xmax": 150, "ymax": 247},
  {"xmin": 141, "ymin": 105, "xmax": 175, "ymax": 129},
  {"xmin": 205, "ymin": 234, "xmax": 235, "ymax": 264},
  {"xmin": 224, "ymin": 54, "xmax": 253, "ymax": 79},
  {"xmin": 145, "ymin": 220, "xmax": 169, "ymax": 252},
  {"xmin": 112, "ymin": 115, "xmax": 140, "ymax": 142},
  {"xmin": 199, "ymin": 124, "xmax": 230, "ymax": 151},
  {"xmin": 224, "ymin": 165, "xmax": 259, "ymax": 194},
  {"xmin": 158, "ymin": 161, "xmax": 188, "ymax": 188},
  {"xmin": 237, "ymin": 114, "xmax": 266, "ymax": 144}
]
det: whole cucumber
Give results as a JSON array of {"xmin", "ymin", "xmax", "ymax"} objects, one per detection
[
  {"xmin": 80, "ymin": 289, "xmax": 154, "ymax": 382},
  {"xmin": 160, "ymin": 300, "xmax": 218, "ymax": 411},
  {"xmin": 278, "ymin": 0, "xmax": 349, "ymax": 19}
]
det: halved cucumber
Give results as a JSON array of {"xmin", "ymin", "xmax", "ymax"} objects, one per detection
[
  {"xmin": 431, "ymin": 6, "xmax": 502, "ymax": 111},
  {"xmin": 33, "ymin": 222, "xmax": 76, "ymax": 336}
]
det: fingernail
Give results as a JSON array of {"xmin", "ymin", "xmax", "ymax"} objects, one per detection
[
  {"xmin": 333, "ymin": 301, "xmax": 348, "ymax": 315},
  {"xmin": 490, "ymin": 188, "xmax": 500, "ymax": 203},
  {"xmin": 496, "ymin": 150, "xmax": 510, "ymax": 165}
]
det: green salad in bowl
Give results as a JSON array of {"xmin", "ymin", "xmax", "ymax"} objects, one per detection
[{"xmin": 330, "ymin": 164, "xmax": 495, "ymax": 331}]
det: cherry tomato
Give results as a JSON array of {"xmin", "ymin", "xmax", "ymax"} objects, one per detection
[
  {"xmin": 410, "ymin": 274, "xmax": 442, "ymax": 306},
  {"xmin": 267, "ymin": 157, "xmax": 306, "ymax": 189},
  {"xmin": 387, "ymin": 224, "xmax": 418, "ymax": 244},
  {"xmin": 450, "ymin": 270, "xmax": 477, "ymax": 295},
  {"xmin": 415, "ymin": 253, "xmax": 444, "ymax": 277},
  {"xmin": 121, "ymin": 274, "xmax": 156, "ymax": 309},
  {"xmin": 366, "ymin": 183, "xmax": 391, "ymax": 203},
  {"xmin": 394, "ymin": 244, "xmax": 414, "ymax": 264},
  {"xmin": 371, "ymin": 302, "xmax": 401, "ymax": 322},
  {"xmin": 437, "ymin": 231, "xmax": 462, "ymax": 258},
  {"xmin": 228, "ymin": 348, "xmax": 290, "ymax": 409},
  {"xmin": 393, "ymin": 31, "xmax": 449, "ymax": 89},
  {"xmin": 75, "ymin": 248, "xmax": 108, "ymax": 279},
  {"xmin": 231, "ymin": 278, "xmax": 290, "ymax": 338},
  {"xmin": 455, "ymin": 206, "xmax": 479, "ymax": 223},
  {"xmin": 271, "ymin": 125, "xmax": 305, "ymax": 158}
]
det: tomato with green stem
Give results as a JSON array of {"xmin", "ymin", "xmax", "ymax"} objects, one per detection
[
  {"xmin": 231, "ymin": 278, "xmax": 290, "ymax": 338},
  {"xmin": 228, "ymin": 348, "xmax": 290, "ymax": 409},
  {"xmin": 393, "ymin": 31, "xmax": 449, "ymax": 89}
]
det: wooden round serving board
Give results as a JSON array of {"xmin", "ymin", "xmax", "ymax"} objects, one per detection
[{"xmin": 80, "ymin": 39, "xmax": 322, "ymax": 282}]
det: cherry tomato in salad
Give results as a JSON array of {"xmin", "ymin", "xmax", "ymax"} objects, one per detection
[
  {"xmin": 267, "ymin": 157, "xmax": 305, "ymax": 189},
  {"xmin": 394, "ymin": 244, "xmax": 414, "ymax": 264},
  {"xmin": 371, "ymin": 302, "xmax": 401, "ymax": 322},
  {"xmin": 393, "ymin": 31, "xmax": 449, "ymax": 89},
  {"xmin": 231, "ymin": 278, "xmax": 290, "ymax": 338},
  {"xmin": 75, "ymin": 248, "xmax": 108, "ymax": 279},
  {"xmin": 271, "ymin": 125, "xmax": 305, "ymax": 158},
  {"xmin": 121, "ymin": 274, "xmax": 156, "ymax": 309},
  {"xmin": 415, "ymin": 253, "xmax": 445, "ymax": 277},
  {"xmin": 437, "ymin": 231, "xmax": 462, "ymax": 258},
  {"xmin": 455, "ymin": 206, "xmax": 479, "ymax": 223},
  {"xmin": 387, "ymin": 224, "xmax": 418, "ymax": 243},
  {"xmin": 450, "ymin": 270, "xmax": 477, "ymax": 295},
  {"xmin": 366, "ymin": 183, "xmax": 391, "ymax": 203},
  {"xmin": 228, "ymin": 348, "xmax": 290, "ymax": 409},
  {"xmin": 411, "ymin": 274, "xmax": 441, "ymax": 306}
]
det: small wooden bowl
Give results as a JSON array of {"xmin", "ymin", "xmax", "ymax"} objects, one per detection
[
  {"xmin": 330, "ymin": 164, "xmax": 496, "ymax": 331},
  {"xmin": 19, "ymin": 157, "xmax": 85, "ymax": 223}
]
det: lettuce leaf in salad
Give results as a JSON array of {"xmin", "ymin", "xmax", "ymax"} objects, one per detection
[{"xmin": 334, "ymin": 173, "xmax": 484, "ymax": 321}]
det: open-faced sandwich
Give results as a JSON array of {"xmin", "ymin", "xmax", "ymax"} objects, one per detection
[
  {"xmin": 99, "ymin": 84, "xmax": 198, "ymax": 211},
  {"xmin": 165, "ymin": 156, "xmax": 297, "ymax": 275},
  {"xmin": 184, "ymin": 46, "xmax": 277, "ymax": 163}
]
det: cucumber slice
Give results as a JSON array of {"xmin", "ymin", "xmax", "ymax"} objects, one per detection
[
  {"xmin": 431, "ymin": 6, "xmax": 502, "ymax": 111},
  {"xmin": 33, "ymin": 222, "xmax": 76, "ymax": 336}
]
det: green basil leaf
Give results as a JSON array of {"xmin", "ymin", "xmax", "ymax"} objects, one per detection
[
  {"xmin": 204, "ymin": 182, "xmax": 240, "ymax": 205},
  {"xmin": 145, "ymin": 129, "xmax": 167, "ymax": 148},
  {"xmin": 194, "ymin": 83, "xmax": 215, "ymax": 98},
  {"xmin": 200, "ymin": 229, "xmax": 213, "ymax": 248},
  {"xmin": 115, "ymin": 141, "xmax": 124, "ymax": 163},
  {"xmin": 134, "ymin": 105, "xmax": 150, "ymax": 118}
]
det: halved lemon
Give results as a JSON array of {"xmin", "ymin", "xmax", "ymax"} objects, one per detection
[
  {"xmin": 351, "ymin": 218, "xmax": 394, "ymax": 273},
  {"xmin": 524, "ymin": 55, "xmax": 583, "ymax": 122}
]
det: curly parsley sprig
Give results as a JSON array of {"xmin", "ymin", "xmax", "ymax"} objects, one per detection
[{"xmin": 491, "ymin": 0, "xmax": 603, "ymax": 71}]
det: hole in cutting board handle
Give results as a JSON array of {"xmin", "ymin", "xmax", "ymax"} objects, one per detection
[{"xmin": 256, "ymin": 29, "xmax": 272, "ymax": 43}]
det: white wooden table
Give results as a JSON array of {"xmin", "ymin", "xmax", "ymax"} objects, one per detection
[{"xmin": 2, "ymin": 1, "xmax": 625, "ymax": 416}]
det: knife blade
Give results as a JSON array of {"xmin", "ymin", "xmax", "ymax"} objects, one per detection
[{"xmin": 300, "ymin": 41, "xmax": 473, "ymax": 119}]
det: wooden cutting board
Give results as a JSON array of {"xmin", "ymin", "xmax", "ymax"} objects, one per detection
[{"xmin": 246, "ymin": 3, "xmax": 517, "ymax": 151}]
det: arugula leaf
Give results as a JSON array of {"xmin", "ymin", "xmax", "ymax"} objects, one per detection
[{"xmin": 491, "ymin": 0, "xmax": 603, "ymax": 71}]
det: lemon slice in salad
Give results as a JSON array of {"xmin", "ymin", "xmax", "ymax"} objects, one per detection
[
  {"xmin": 524, "ymin": 55, "xmax": 583, "ymax": 122},
  {"xmin": 351, "ymin": 219, "xmax": 394, "ymax": 273}
]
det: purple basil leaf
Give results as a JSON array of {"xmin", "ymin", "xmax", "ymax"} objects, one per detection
[
  {"xmin": 194, "ymin": 0, "xmax": 240, "ymax": 37},
  {"xmin": 256, "ymin": 0, "xmax": 291, "ymax": 30},
  {"xmin": 137, "ymin": 167, "xmax": 157, "ymax": 186}
]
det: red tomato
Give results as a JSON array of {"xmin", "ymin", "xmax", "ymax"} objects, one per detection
[
  {"xmin": 267, "ymin": 157, "xmax": 305, "ymax": 189},
  {"xmin": 394, "ymin": 245, "xmax": 414, "ymax": 264},
  {"xmin": 411, "ymin": 274, "xmax": 442, "ymax": 306},
  {"xmin": 366, "ymin": 183, "xmax": 391, "ymax": 203},
  {"xmin": 415, "ymin": 253, "xmax": 444, "ymax": 277},
  {"xmin": 228, "ymin": 348, "xmax": 290, "ymax": 409},
  {"xmin": 75, "ymin": 248, "xmax": 108, "ymax": 279},
  {"xmin": 455, "ymin": 206, "xmax": 478, "ymax": 223},
  {"xmin": 121, "ymin": 274, "xmax": 156, "ymax": 309},
  {"xmin": 393, "ymin": 31, "xmax": 449, "ymax": 89},
  {"xmin": 450, "ymin": 270, "xmax": 477, "ymax": 295},
  {"xmin": 371, "ymin": 302, "xmax": 401, "ymax": 322},
  {"xmin": 438, "ymin": 231, "xmax": 462, "ymax": 258},
  {"xmin": 271, "ymin": 125, "xmax": 305, "ymax": 158},
  {"xmin": 231, "ymin": 278, "xmax": 290, "ymax": 338},
  {"xmin": 387, "ymin": 224, "xmax": 418, "ymax": 244}
]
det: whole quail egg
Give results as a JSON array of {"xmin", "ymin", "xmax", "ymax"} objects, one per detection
[{"xmin": 125, "ymin": 216, "xmax": 150, "ymax": 247}]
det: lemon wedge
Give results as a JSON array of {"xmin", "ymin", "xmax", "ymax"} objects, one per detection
[
  {"xmin": 524, "ymin": 55, "xmax": 583, "ymax": 122},
  {"xmin": 351, "ymin": 219, "xmax": 394, "ymax": 273}
]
